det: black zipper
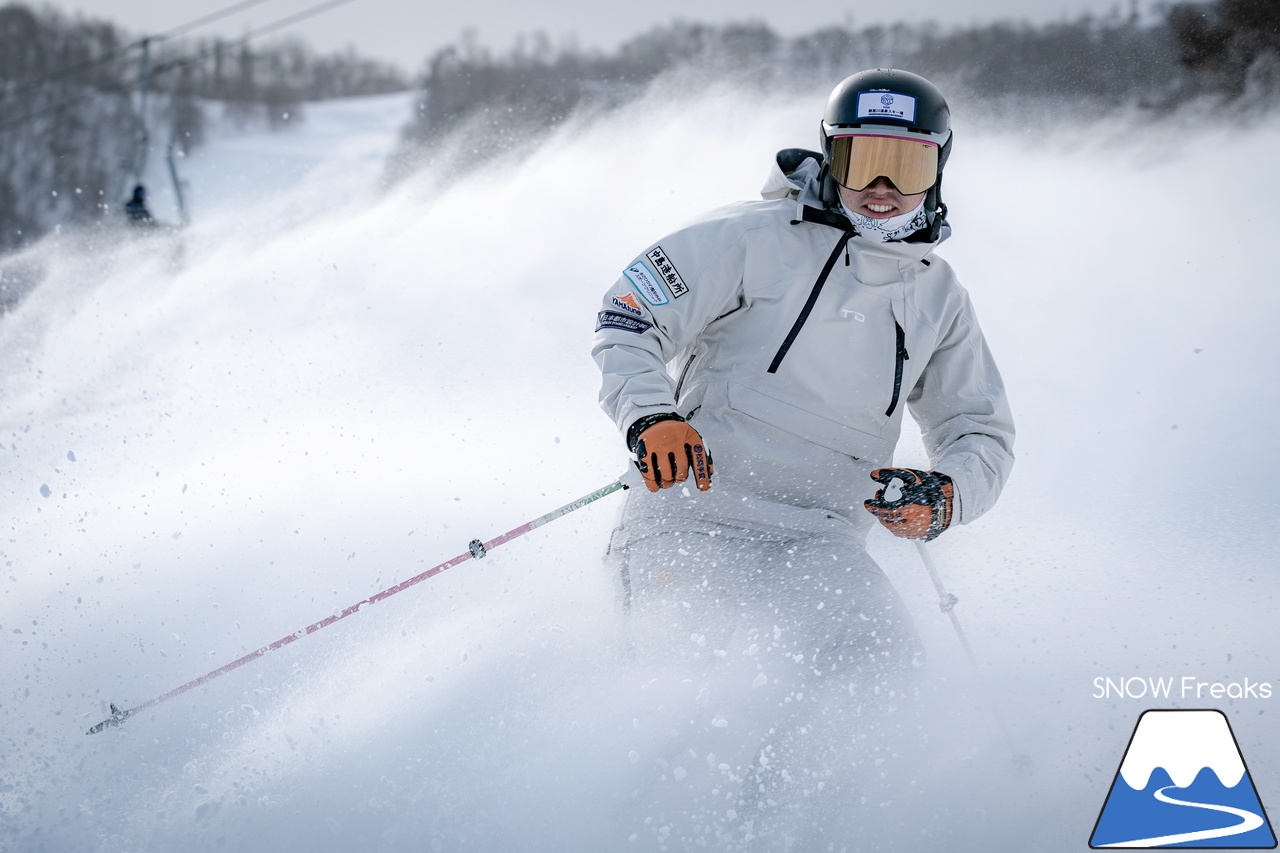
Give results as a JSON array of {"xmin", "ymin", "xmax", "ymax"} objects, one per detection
[
  {"xmin": 766, "ymin": 230, "xmax": 854, "ymax": 374},
  {"xmin": 675, "ymin": 353, "xmax": 697, "ymax": 399},
  {"xmin": 885, "ymin": 320, "xmax": 909, "ymax": 417}
]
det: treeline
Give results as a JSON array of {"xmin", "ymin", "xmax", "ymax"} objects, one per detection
[
  {"xmin": 1169, "ymin": 0, "xmax": 1280, "ymax": 96},
  {"xmin": 0, "ymin": 1, "xmax": 408, "ymax": 255},
  {"xmin": 398, "ymin": 0, "xmax": 1280, "ymax": 172},
  {"xmin": 0, "ymin": 3, "xmax": 136, "ymax": 251},
  {"xmin": 154, "ymin": 37, "xmax": 407, "ymax": 140}
]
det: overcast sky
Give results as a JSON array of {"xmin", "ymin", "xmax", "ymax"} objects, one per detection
[{"xmin": 52, "ymin": 0, "xmax": 1144, "ymax": 73}]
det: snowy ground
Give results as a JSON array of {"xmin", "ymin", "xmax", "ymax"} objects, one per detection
[{"xmin": 2, "ymin": 82, "xmax": 1279, "ymax": 852}]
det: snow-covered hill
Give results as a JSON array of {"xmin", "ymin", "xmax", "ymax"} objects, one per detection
[{"xmin": 2, "ymin": 86, "xmax": 1279, "ymax": 852}]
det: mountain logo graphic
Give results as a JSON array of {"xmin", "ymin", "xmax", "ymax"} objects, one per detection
[{"xmin": 1090, "ymin": 709, "xmax": 1276, "ymax": 848}]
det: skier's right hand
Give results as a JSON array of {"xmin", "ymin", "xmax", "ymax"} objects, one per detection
[{"xmin": 631, "ymin": 416, "xmax": 713, "ymax": 493}]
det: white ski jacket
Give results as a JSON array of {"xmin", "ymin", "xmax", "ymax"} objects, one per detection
[{"xmin": 593, "ymin": 153, "xmax": 1014, "ymax": 540}]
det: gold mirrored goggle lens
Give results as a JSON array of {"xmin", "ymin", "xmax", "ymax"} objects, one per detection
[{"xmin": 830, "ymin": 134, "xmax": 939, "ymax": 195}]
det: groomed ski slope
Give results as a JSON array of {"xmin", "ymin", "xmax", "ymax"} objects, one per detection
[{"xmin": 2, "ymin": 83, "xmax": 1279, "ymax": 852}]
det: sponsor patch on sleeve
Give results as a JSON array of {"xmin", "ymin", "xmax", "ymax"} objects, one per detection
[
  {"xmin": 610, "ymin": 292, "xmax": 646, "ymax": 317},
  {"xmin": 596, "ymin": 310, "xmax": 653, "ymax": 334},
  {"xmin": 624, "ymin": 260, "xmax": 669, "ymax": 306},
  {"xmin": 646, "ymin": 245, "xmax": 688, "ymax": 298},
  {"xmin": 856, "ymin": 91, "xmax": 917, "ymax": 123}
]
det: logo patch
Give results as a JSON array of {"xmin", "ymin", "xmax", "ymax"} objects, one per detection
[
  {"xmin": 856, "ymin": 91, "xmax": 917, "ymax": 123},
  {"xmin": 646, "ymin": 246, "xmax": 688, "ymax": 299},
  {"xmin": 611, "ymin": 292, "xmax": 645, "ymax": 317},
  {"xmin": 624, "ymin": 261, "xmax": 669, "ymax": 306},
  {"xmin": 596, "ymin": 310, "xmax": 653, "ymax": 335},
  {"xmin": 1090, "ymin": 710, "xmax": 1276, "ymax": 849}
]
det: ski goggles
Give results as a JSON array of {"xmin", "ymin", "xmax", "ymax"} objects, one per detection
[{"xmin": 828, "ymin": 132, "xmax": 940, "ymax": 195}]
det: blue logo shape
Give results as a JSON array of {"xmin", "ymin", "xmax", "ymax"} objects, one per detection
[
  {"xmin": 1091, "ymin": 710, "xmax": 1276, "ymax": 848},
  {"xmin": 880, "ymin": 93, "xmax": 894, "ymax": 106}
]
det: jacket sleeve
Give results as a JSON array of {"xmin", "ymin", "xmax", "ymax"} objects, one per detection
[
  {"xmin": 906, "ymin": 291, "xmax": 1016, "ymax": 525},
  {"xmin": 591, "ymin": 215, "xmax": 748, "ymax": 438}
]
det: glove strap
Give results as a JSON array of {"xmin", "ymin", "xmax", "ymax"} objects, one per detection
[
  {"xmin": 927, "ymin": 479, "xmax": 953, "ymax": 541},
  {"xmin": 626, "ymin": 412, "xmax": 685, "ymax": 452}
]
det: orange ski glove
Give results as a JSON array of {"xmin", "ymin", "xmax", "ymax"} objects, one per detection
[
  {"xmin": 628, "ymin": 413, "xmax": 713, "ymax": 493},
  {"xmin": 864, "ymin": 468, "xmax": 954, "ymax": 541}
]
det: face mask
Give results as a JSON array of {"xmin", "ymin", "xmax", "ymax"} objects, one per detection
[{"xmin": 840, "ymin": 199, "xmax": 929, "ymax": 243}]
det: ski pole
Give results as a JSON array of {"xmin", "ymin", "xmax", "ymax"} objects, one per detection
[
  {"xmin": 915, "ymin": 541, "xmax": 1030, "ymax": 768},
  {"xmin": 87, "ymin": 476, "xmax": 629, "ymax": 735}
]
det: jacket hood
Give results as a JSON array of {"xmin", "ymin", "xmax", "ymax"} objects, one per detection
[
  {"xmin": 760, "ymin": 148, "xmax": 950, "ymax": 245},
  {"xmin": 760, "ymin": 149, "xmax": 827, "ymax": 209}
]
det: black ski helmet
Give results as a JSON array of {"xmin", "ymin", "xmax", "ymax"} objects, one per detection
[{"xmin": 819, "ymin": 68, "xmax": 952, "ymax": 240}]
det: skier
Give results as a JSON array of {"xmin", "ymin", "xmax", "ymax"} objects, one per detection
[
  {"xmin": 592, "ymin": 68, "xmax": 1016, "ymax": 843},
  {"xmin": 124, "ymin": 185, "xmax": 155, "ymax": 226}
]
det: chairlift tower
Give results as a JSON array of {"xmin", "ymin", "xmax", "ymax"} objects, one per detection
[{"xmin": 133, "ymin": 37, "xmax": 152, "ymax": 183}]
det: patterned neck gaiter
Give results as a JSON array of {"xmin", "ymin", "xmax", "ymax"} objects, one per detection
[{"xmin": 841, "ymin": 199, "xmax": 930, "ymax": 243}]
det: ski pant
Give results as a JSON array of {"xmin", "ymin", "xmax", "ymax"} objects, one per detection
[
  {"xmin": 608, "ymin": 521, "xmax": 927, "ymax": 849},
  {"xmin": 616, "ymin": 524, "xmax": 922, "ymax": 675}
]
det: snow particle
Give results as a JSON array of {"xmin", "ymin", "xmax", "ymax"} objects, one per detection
[{"xmin": 39, "ymin": 484, "xmax": 51, "ymax": 498}]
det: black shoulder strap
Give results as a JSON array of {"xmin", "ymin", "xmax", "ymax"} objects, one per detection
[{"xmin": 796, "ymin": 203, "xmax": 853, "ymax": 231}]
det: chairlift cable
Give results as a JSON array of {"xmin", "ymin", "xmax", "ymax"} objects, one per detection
[
  {"xmin": 2, "ymin": 0, "xmax": 311, "ymax": 101},
  {"xmin": 0, "ymin": 0, "xmax": 363, "ymax": 133}
]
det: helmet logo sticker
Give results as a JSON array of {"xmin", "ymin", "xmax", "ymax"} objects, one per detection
[{"xmin": 856, "ymin": 91, "xmax": 917, "ymax": 123}]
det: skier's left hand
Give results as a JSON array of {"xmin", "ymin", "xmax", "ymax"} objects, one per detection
[{"xmin": 865, "ymin": 468, "xmax": 954, "ymax": 541}]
